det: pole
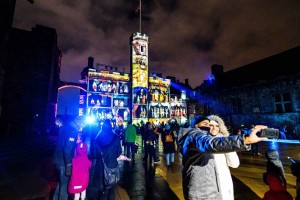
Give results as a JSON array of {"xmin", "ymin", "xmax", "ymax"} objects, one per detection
[{"xmin": 139, "ymin": 0, "xmax": 142, "ymax": 33}]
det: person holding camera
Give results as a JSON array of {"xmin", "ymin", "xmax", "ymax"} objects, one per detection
[{"xmin": 178, "ymin": 115, "xmax": 268, "ymax": 200}]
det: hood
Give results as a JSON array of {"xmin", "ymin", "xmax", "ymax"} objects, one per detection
[
  {"xmin": 207, "ymin": 115, "xmax": 230, "ymax": 136},
  {"xmin": 96, "ymin": 119, "xmax": 116, "ymax": 146},
  {"xmin": 76, "ymin": 142, "xmax": 88, "ymax": 156},
  {"xmin": 97, "ymin": 129, "xmax": 116, "ymax": 146},
  {"xmin": 265, "ymin": 149, "xmax": 279, "ymax": 160}
]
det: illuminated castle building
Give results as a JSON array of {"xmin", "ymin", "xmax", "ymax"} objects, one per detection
[{"xmin": 80, "ymin": 31, "xmax": 188, "ymax": 127}]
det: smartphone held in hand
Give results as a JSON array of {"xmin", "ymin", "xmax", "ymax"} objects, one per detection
[{"xmin": 260, "ymin": 128, "xmax": 279, "ymax": 139}]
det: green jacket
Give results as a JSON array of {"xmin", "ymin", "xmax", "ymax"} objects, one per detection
[{"xmin": 125, "ymin": 124, "xmax": 137, "ymax": 142}]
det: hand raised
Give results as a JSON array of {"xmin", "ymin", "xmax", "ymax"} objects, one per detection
[{"xmin": 244, "ymin": 125, "xmax": 268, "ymax": 144}]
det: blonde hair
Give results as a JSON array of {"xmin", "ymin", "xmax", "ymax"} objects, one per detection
[{"xmin": 207, "ymin": 115, "xmax": 230, "ymax": 136}]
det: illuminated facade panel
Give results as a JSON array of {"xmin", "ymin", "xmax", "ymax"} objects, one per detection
[
  {"xmin": 86, "ymin": 69, "xmax": 131, "ymax": 127},
  {"xmin": 170, "ymin": 92, "xmax": 188, "ymax": 125},
  {"xmin": 148, "ymin": 76, "xmax": 171, "ymax": 125}
]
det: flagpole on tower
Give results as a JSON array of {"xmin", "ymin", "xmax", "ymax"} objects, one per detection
[{"xmin": 139, "ymin": 0, "xmax": 142, "ymax": 33}]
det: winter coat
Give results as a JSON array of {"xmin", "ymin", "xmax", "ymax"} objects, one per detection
[
  {"xmin": 68, "ymin": 142, "xmax": 92, "ymax": 194},
  {"xmin": 265, "ymin": 149, "xmax": 285, "ymax": 178},
  {"xmin": 52, "ymin": 121, "xmax": 78, "ymax": 167},
  {"xmin": 214, "ymin": 152, "xmax": 239, "ymax": 200},
  {"xmin": 179, "ymin": 127, "xmax": 250, "ymax": 200},
  {"xmin": 263, "ymin": 172, "xmax": 293, "ymax": 200},
  {"xmin": 161, "ymin": 129, "xmax": 176, "ymax": 154},
  {"xmin": 142, "ymin": 128, "xmax": 157, "ymax": 144},
  {"xmin": 91, "ymin": 126, "xmax": 122, "ymax": 191},
  {"xmin": 125, "ymin": 124, "xmax": 137, "ymax": 143}
]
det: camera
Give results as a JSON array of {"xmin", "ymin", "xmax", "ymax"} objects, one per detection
[{"xmin": 260, "ymin": 128, "xmax": 279, "ymax": 139}]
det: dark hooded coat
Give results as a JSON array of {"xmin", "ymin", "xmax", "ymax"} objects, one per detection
[{"xmin": 91, "ymin": 121, "xmax": 122, "ymax": 191}]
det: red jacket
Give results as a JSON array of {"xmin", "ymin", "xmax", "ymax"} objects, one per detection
[
  {"xmin": 68, "ymin": 142, "xmax": 92, "ymax": 194},
  {"xmin": 263, "ymin": 172, "xmax": 293, "ymax": 200}
]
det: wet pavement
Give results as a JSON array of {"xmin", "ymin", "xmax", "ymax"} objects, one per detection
[{"xmin": 0, "ymin": 135, "xmax": 298, "ymax": 200}]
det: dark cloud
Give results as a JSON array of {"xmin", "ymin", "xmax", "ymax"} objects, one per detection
[{"xmin": 13, "ymin": 0, "xmax": 300, "ymax": 88}]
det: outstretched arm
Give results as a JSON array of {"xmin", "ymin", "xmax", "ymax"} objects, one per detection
[{"xmin": 244, "ymin": 125, "xmax": 268, "ymax": 144}]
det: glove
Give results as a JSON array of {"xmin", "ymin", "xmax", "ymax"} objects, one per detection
[{"xmin": 65, "ymin": 164, "xmax": 72, "ymax": 176}]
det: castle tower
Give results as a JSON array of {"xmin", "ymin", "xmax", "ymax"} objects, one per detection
[{"xmin": 130, "ymin": 32, "xmax": 149, "ymax": 125}]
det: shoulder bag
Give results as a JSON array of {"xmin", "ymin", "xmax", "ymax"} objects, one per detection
[{"xmin": 99, "ymin": 146, "xmax": 120, "ymax": 189}]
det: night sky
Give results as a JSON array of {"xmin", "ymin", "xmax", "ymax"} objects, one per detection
[
  {"xmin": 13, "ymin": 0, "xmax": 300, "ymax": 88},
  {"xmin": 12, "ymin": 0, "xmax": 300, "ymax": 115}
]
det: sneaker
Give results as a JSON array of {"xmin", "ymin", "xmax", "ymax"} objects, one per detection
[
  {"xmin": 257, "ymin": 152, "xmax": 262, "ymax": 156},
  {"xmin": 154, "ymin": 160, "xmax": 160, "ymax": 164}
]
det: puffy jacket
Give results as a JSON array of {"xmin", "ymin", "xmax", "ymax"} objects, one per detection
[
  {"xmin": 180, "ymin": 128, "xmax": 250, "ymax": 200},
  {"xmin": 68, "ymin": 142, "xmax": 92, "ymax": 194}
]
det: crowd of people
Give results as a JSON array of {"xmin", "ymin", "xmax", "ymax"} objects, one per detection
[{"xmin": 49, "ymin": 114, "xmax": 300, "ymax": 200}]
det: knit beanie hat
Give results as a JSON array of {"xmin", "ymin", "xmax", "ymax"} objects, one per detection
[{"xmin": 191, "ymin": 115, "xmax": 209, "ymax": 128}]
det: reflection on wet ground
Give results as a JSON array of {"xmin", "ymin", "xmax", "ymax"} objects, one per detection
[{"xmin": 1, "ymin": 136, "xmax": 298, "ymax": 199}]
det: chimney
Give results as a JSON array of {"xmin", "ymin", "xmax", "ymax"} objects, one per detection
[
  {"xmin": 96, "ymin": 63, "xmax": 100, "ymax": 72},
  {"xmin": 185, "ymin": 79, "xmax": 189, "ymax": 85},
  {"xmin": 88, "ymin": 57, "xmax": 94, "ymax": 68}
]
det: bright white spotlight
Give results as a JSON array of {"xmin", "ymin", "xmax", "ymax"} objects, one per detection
[{"xmin": 85, "ymin": 116, "xmax": 95, "ymax": 124}]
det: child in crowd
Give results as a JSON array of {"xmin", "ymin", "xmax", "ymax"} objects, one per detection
[
  {"xmin": 262, "ymin": 149, "xmax": 293, "ymax": 200},
  {"xmin": 68, "ymin": 141, "xmax": 92, "ymax": 200}
]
